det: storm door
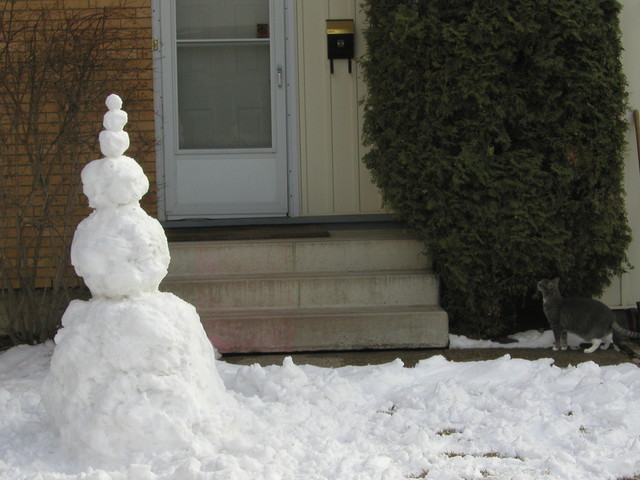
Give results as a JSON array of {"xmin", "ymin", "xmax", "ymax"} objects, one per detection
[{"xmin": 159, "ymin": 0, "xmax": 289, "ymax": 219}]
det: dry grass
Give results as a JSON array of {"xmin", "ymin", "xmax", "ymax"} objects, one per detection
[{"xmin": 406, "ymin": 470, "xmax": 429, "ymax": 479}]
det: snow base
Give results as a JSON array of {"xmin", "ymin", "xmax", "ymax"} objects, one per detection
[{"xmin": 41, "ymin": 293, "xmax": 228, "ymax": 461}]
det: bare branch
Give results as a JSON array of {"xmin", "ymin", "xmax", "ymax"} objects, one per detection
[{"xmin": 0, "ymin": 1, "xmax": 153, "ymax": 346}]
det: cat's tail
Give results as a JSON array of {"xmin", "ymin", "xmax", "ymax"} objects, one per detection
[{"xmin": 612, "ymin": 322, "xmax": 640, "ymax": 338}]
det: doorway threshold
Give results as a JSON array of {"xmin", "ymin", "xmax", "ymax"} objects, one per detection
[
  {"xmin": 162, "ymin": 214, "xmax": 401, "ymax": 242},
  {"xmin": 161, "ymin": 213, "xmax": 395, "ymax": 229},
  {"xmin": 165, "ymin": 224, "xmax": 331, "ymax": 242}
]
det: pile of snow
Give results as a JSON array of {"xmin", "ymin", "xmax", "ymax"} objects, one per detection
[
  {"xmin": 450, "ymin": 329, "xmax": 587, "ymax": 349},
  {"xmin": 41, "ymin": 95, "xmax": 228, "ymax": 461},
  {"xmin": 2, "ymin": 342, "xmax": 640, "ymax": 479},
  {"xmin": 42, "ymin": 294, "xmax": 228, "ymax": 460}
]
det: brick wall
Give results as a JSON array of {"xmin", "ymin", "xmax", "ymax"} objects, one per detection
[{"xmin": 0, "ymin": 0, "xmax": 155, "ymax": 290}]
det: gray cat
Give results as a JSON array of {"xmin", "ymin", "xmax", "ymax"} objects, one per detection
[{"xmin": 537, "ymin": 277, "xmax": 640, "ymax": 353}]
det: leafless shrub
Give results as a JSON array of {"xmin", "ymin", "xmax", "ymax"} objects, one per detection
[{"xmin": 0, "ymin": 0, "xmax": 153, "ymax": 346}]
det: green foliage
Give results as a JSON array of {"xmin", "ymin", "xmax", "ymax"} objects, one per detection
[{"xmin": 361, "ymin": 0, "xmax": 631, "ymax": 336}]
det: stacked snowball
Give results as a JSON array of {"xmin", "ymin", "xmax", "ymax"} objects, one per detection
[
  {"xmin": 71, "ymin": 94, "xmax": 165, "ymax": 297},
  {"xmin": 42, "ymin": 95, "xmax": 228, "ymax": 461}
]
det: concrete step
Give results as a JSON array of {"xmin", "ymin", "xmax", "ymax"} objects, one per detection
[
  {"xmin": 163, "ymin": 228, "xmax": 448, "ymax": 353},
  {"xmin": 167, "ymin": 229, "xmax": 430, "ymax": 276},
  {"xmin": 198, "ymin": 305, "xmax": 449, "ymax": 353},
  {"xmin": 161, "ymin": 270, "xmax": 440, "ymax": 310}
]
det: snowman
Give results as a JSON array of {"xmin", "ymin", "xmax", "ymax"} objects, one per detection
[{"xmin": 42, "ymin": 95, "xmax": 228, "ymax": 461}]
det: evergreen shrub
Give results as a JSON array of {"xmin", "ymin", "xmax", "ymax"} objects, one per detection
[{"xmin": 361, "ymin": 0, "xmax": 631, "ymax": 336}]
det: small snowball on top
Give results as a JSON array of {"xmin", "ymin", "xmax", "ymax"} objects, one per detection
[
  {"xmin": 99, "ymin": 93, "xmax": 130, "ymax": 158},
  {"xmin": 81, "ymin": 94, "xmax": 148, "ymax": 210}
]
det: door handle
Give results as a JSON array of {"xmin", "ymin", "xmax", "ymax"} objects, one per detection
[{"xmin": 277, "ymin": 66, "xmax": 283, "ymax": 88}]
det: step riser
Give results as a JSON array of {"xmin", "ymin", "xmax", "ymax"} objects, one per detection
[
  {"xmin": 167, "ymin": 238, "xmax": 430, "ymax": 276},
  {"xmin": 201, "ymin": 310, "xmax": 449, "ymax": 353},
  {"xmin": 162, "ymin": 273, "xmax": 439, "ymax": 310}
]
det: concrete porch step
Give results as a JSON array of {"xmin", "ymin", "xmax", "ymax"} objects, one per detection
[
  {"xmin": 161, "ymin": 270, "xmax": 440, "ymax": 310},
  {"xmin": 198, "ymin": 305, "xmax": 449, "ymax": 353},
  {"xmin": 167, "ymin": 230, "xmax": 430, "ymax": 276},
  {"xmin": 163, "ymin": 228, "xmax": 448, "ymax": 353}
]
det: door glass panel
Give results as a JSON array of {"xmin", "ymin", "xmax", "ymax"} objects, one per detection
[
  {"xmin": 175, "ymin": 0, "xmax": 272, "ymax": 150},
  {"xmin": 177, "ymin": 43, "xmax": 272, "ymax": 149},
  {"xmin": 176, "ymin": 0, "xmax": 270, "ymax": 40}
]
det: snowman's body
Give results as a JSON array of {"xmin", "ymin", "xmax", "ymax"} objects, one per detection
[{"xmin": 42, "ymin": 95, "xmax": 227, "ymax": 460}]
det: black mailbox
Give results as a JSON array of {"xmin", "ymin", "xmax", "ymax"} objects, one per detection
[{"xmin": 327, "ymin": 19, "xmax": 354, "ymax": 73}]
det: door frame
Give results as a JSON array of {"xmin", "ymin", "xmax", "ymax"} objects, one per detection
[{"xmin": 151, "ymin": 0, "xmax": 300, "ymax": 222}]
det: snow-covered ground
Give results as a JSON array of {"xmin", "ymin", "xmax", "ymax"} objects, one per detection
[
  {"xmin": 4, "ymin": 96, "xmax": 639, "ymax": 479},
  {"xmin": 449, "ymin": 328, "xmax": 588, "ymax": 349},
  {"xmin": 1, "ymin": 335, "xmax": 640, "ymax": 480}
]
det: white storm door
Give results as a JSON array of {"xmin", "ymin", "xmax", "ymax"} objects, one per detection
[{"xmin": 160, "ymin": 0, "xmax": 289, "ymax": 219}]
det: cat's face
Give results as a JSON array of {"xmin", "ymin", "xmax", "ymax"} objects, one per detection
[{"xmin": 537, "ymin": 278, "xmax": 560, "ymax": 296}]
